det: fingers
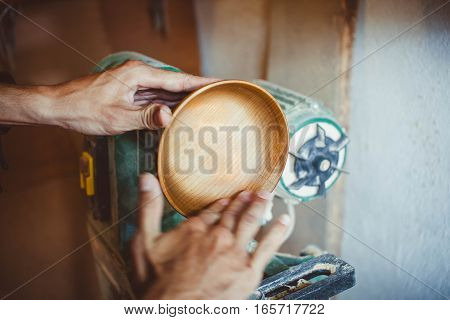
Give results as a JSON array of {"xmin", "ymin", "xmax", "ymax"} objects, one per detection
[
  {"xmin": 134, "ymin": 88, "xmax": 188, "ymax": 101},
  {"xmin": 138, "ymin": 173, "xmax": 164, "ymax": 248},
  {"xmin": 131, "ymin": 234, "xmax": 148, "ymax": 283},
  {"xmin": 139, "ymin": 104, "xmax": 172, "ymax": 130},
  {"xmin": 251, "ymin": 214, "xmax": 291, "ymax": 271},
  {"xmin": 235, "ymin": 191, "xmax": 272, "ymax": 248},
  {"xmin": 219, "ymin": 191, "xmax": 252, "ymax": 230},
  {"xmin": 116, "ymin": 61, "xmax": 219, "ymax": 132},
  {"xmin": 129, "ymin": 63, "xmax": 219, "ymax": 92},
  {"xmin": 133, "ymin": 89, "xmax": 188, "ymax": 108},
  {"xmin": 134, "ymin": 99, "xmax": 180, "ymax": 108},
  {"xmin": 197, "ymin": 198, "xmax": 230, "ymax": 225}
]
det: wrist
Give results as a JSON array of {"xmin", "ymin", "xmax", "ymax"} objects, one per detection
[{"xmin": 30, "ymin": 85, "xmax": 62, "ymax": 126}]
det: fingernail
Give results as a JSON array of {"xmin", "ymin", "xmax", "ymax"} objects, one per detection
[
  {"xmin": 256, "ymin": 190, "xmax": 273, "ymax": 200},
  {"xmin": 218, "ymin": 198, "xmax": 230, "ymax": 206},
  {"xmin": 279, "ymin": 214, "xmax": 291, "ymax": 226},
  {"xmin": 157, "ymin": 105, "xmax": 172, "ymax": 127},
  {"xmin": 139, "ymin": 173, "xmax": 159, "ymax": 192},
  {"xmin": 238, "ymin": 191, "xmax": 253, "ymax": 202}
]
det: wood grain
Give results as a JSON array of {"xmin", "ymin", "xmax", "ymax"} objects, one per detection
[{"xmin": 158, "ymin": 80, "xmax": 289, "ymax": 216}]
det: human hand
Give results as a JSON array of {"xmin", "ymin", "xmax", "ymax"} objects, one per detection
[
  {"xmin": 53, "ymin": 61, "xmax": 218, "ymax": 135},
  {"xmin": 131, "ymin": 173, "xmax": 290, "ymax": 300},
  {"xmin": 0, "ymin": 61, "xmax": 217, "ymax": 134}
]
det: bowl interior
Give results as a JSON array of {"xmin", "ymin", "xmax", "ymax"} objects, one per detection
[{"xmin": 158, "ymin": 80, "xmax": 289, "ymax": 216}]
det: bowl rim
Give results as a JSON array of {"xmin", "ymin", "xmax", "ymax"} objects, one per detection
[{"xmin": 157, "ymin": 79, "xmax": 289, "ymax": 216}]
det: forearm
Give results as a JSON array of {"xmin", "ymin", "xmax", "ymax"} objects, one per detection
[
  {"xmin": 0, "ymin": 84, "xmax": 61, "ymax": 126},
  {"xmin": 0, "ymin": 63, "xmax": 215, "ymax": 135}
]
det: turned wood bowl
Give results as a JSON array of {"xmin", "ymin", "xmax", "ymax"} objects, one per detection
[{"xmin": 158, "ymin": 80, "xmax": 289, "ymax": 216}]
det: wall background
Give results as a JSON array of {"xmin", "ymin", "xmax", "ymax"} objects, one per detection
[{"xmin": 341, "ymin": 0, "xmax": 449, "ymax": 299}]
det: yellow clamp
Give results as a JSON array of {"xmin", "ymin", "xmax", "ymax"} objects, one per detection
[{"xmin": 80, "ymin": 151, "xmax": 95, "ymax": 196}]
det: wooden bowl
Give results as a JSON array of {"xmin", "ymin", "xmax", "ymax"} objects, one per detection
[{"xmin": 158, "ymin": 80, "xmax": 289, "ymax": 216}]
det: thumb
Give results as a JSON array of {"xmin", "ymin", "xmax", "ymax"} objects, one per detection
[
  {"xmin": 138, "ymin": 173, "xmax": 164, "ymax": 249},
  {"xmin": 139, "ymin": 104, "xmax": 172, "ymax": 130}
]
